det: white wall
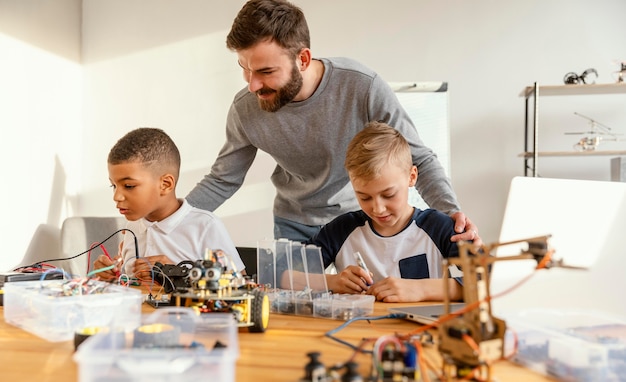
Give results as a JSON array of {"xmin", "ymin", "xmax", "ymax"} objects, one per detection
[
  {"xmin": 0, "ymin": 0, "xmax": 82, "ymax": 271},
  {"xmin": 80, "ymin": 0, "xmax": 273, "ymax": 250},
  {"xmin": 2, "ymin": 0, "xmax": 626, "ymax": 271},
  {"xmin": 300, "ymin": 0, "xmax": 626, "ymax": 241}
]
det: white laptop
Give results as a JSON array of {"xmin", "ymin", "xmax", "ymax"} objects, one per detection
[
  {"xmin": 491, "ymin": 176, "xmax": 626, "ymax": 318},
  {"xmin": 388, "ymin": 303, "xmax": 466, "ymax": 325},
  {"xmin": 390, "ymin": 176, "xmax": 626, "ymax": 323}
]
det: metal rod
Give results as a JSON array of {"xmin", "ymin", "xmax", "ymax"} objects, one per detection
[
  {"xmin": 533, "ymin": 82, "xmax": 539, "ymax": 177},
  {"xmin": 524, "ymin": 88, "xmax": 530, "ymax": 175}
]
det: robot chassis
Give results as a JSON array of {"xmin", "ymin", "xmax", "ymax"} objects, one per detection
[{"xmin": 147, "ymin": 249, "xmax": 270, "ymax": 333}]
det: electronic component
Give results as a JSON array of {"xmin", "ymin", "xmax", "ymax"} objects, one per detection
[
  {"xmin": 147, "ymin": 249, "xmax": 270, "ymax": 333},
  {"xmin": 300, "ymin": 351, "xmax": 365, "ymax": 382},
  {"xmin": 300, "ymin": 339, "xmax": 423, "ymax": 382},
  {"xmin": 311, "ymin": 314, "xmax": 430, "ymax": 382},
  {"xmin": 374, "ymin": 337, "xmax": 420, "ymax": 382}
]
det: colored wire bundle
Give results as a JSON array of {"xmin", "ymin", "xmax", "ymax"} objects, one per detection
[{"xmin": 16, "ymin": 228, "xmax": 139, "ymax": 272}]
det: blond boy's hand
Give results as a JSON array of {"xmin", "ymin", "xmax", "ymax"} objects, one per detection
[
  {"xmin": 366, "ymin": 277, "xmax": 464, "ymax": 303},
  {"xmin": 326, "ymin": 265, "xmax": 372, "ymax": 294},
  {"xmin": 365, "ymin": 277, "xmax": 420, "ymax": 302}
]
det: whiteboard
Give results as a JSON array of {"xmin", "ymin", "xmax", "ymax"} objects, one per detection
[{"xmin": 392, "ymin": 82, "xmax": 450, "ymax": 210}]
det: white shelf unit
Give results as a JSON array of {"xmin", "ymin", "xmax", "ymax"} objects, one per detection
[{"xmin": 521, "ymin": 82, "xmax": 626, "ymax": 177}]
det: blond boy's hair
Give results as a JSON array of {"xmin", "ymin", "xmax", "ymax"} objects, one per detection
[{"xmin": 345, "ymin": 121, "xmax": 413, "ymax": 181}]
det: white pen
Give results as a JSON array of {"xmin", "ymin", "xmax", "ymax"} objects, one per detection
[{"xmin": 353, "ymin": 251, "xmax": 371, "ymax": 286}]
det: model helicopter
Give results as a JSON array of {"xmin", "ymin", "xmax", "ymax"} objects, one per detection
[{"xmin": 565, "ymin": 112, "xmax": 622, "ymax": 151}]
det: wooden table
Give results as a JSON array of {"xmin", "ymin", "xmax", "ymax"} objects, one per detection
[{"xmin": 0, "ymin": 299, "xmax": 554, "ymax": 381}]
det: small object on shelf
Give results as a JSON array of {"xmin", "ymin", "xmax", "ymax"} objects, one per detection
[
  {"xmin": 613, "ymin": 60, "xmax": 626, "ymax": 83},
  {"xmin": 520, "ymin": 82, "xmax": 626, "ymax": 177},
  {"xmin": 563, "ymin": 68, "xmax": 598, "ymax": 85},
  {"xmin": 565, "ymin": 112, "xmax": 623, "ymax": 151}
]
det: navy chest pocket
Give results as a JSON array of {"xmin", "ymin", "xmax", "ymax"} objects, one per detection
[{"xmin": 399, "ymin": 254, "xmax": 430, "ymax": 279}]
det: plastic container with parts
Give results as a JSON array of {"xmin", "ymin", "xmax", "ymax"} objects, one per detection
[
  {"xmin": 74, "ymin": 308, "xmax": 239, "ymax": 382},
  {"xmin": 504, "ymin": 308, "xmax": 626, "ymax": 382},
  {"xmin": 3, "ymin": 279, "xmax": 141, "ymax": 342}
]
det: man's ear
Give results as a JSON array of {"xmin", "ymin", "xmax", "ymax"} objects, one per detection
[
  {"xmin": 298, "ymin": 48, "xmax": 312, "ymax": 71},
  {"xmin": 160, "ymin": 173, "xmax": 176, "ymax": 194}
]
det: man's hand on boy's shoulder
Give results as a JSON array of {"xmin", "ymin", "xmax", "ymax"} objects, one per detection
[{"xmin": 449, "ymin": 211, "xmax": 482, "ymax": 246}]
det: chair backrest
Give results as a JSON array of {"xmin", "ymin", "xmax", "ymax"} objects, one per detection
[
  {"xmin": 12, "ymin": 223, "xmax": 61, "ymax": 271},
  {"xmin": 59, "ymin": 216, "xmax": 127, "ymax": 277}
]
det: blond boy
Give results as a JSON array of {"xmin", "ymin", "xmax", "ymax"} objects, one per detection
[{"xmin": 308, "ymin": 121, "xmax": 463, "ymax": 302}]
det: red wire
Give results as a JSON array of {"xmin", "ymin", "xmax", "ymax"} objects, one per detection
[{"xmin": 86, "ymin": 242, "xmax": 112, "ymax": 274}]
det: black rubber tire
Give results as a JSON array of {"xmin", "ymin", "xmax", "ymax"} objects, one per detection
[{"xmin": 249, "ymin": 289, "xmax": 270, "ymax": 333}]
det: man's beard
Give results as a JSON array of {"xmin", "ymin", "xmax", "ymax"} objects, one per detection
[{"xmin": 256, "ymin": 64, "xmax": 303, "ymax": 112}]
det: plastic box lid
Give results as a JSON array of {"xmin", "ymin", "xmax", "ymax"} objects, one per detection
[
  {"xmin": 504, "ymin": 308, "xmax": 626, "ymax": 381},
  {"xmin": 74, "ymin": 308, "xmax": 239, "ymax": 382},
  {"xmin": 3, "ymin": 279, "xmax": 142, "ymax": 342}
]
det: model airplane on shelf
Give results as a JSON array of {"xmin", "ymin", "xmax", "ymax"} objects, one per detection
[{"xmin": 565, "ymin": 112, "xmax": 623, "ymax": 151}]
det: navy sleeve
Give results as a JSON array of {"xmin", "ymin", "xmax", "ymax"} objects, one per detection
[
  {"xmin": 414, "ymin": 209, "xmax": 459, "ymax": 260},
  {"xmin": 306, "ymin": 211, "xmax": 368, "ymax": 269},
  {"xmin": 414, "ymin": 209, "xmax": 464, "ymax": 286}
]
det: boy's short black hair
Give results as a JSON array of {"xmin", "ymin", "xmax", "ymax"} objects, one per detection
[{"xmin": 108, "ymin": 127, "xmax": 180, "ymax": 179}]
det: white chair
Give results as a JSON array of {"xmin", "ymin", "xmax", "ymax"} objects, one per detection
[{"xmin": 59, "ymin": 216, "xmax": 127, "ymax": 277}]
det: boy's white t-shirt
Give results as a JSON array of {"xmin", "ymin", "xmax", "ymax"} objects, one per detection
[{"xmin": 120, "ymin": 199, "xmax": 244, "ymax": 275}]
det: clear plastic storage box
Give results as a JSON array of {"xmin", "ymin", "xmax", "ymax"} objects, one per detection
[
  {"xmin": 258, "ymin": 239, "xmax": 375, "ymax": 320},
  {"xmin": 74, "ymin": 308, "xmax": 239, "ymax": 382},
  {"xmin": 504, "ymin": 309, "xmax": 626, "ymax": 381},
  {"xmin": 313, "ymin": 293, "xmax": 375, "ymax": 320},
  {"xmin": 3, "ymin": 279, "xmax": 142, "ymax": 342}
]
